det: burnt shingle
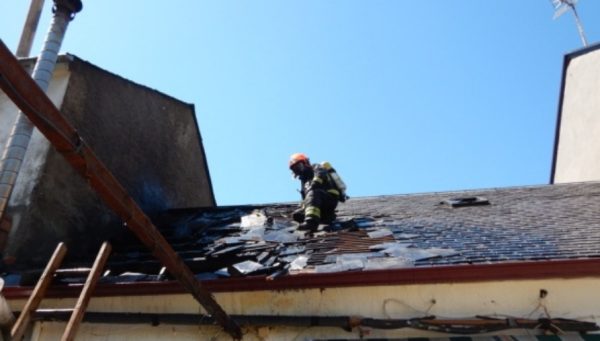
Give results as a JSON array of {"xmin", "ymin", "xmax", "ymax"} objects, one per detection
[{"xmin": 19, "ymin": 182, "xmax": 600, "ymax": 285}]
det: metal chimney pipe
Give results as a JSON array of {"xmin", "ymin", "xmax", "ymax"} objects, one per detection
[
  {"xmin": 16, "ymin": 0, "xmax": 46, "ymax": 57},
  {"xmin": 0, "ymin": 0, "xmax": 82, "ymax": 224}
]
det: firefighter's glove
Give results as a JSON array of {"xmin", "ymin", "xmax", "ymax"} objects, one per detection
[{"xmin": 292, "ymin": 208, "xmax": 305, "ymax": 223}]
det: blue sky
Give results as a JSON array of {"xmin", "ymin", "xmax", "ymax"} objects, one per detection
[{"xmin": 1, "ymin": 1, "xmax": 599, "ymax": 206}]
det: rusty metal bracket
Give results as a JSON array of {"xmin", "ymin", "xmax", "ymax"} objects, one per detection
[{"xmin": 0, "ymin": 39, "xmax": 241, "ymax": 339}]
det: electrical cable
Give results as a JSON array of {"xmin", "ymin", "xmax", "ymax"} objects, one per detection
[
  {"xmin": 28, "ymin": 310, "xmax": 600, "ymax": 334},
  {"xmin": 382, "ymin": 298, "xmax": 432, "ymax": 319}
]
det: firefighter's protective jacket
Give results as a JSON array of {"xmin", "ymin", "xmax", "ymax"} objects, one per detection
[{"xmin": 300, "ymin": 164, "xmax": 340, "ymax": 200}]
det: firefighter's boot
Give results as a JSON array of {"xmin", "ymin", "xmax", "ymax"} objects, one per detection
[{"xmin": 298, "ymin": 218, "xmax": 319, "ymax": 232}]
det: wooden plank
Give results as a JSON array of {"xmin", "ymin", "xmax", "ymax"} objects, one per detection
[
  {"xmin": 11, "ymin": 242, "xmax": 67, "ymax": 341},
  {"xmin": 61, "ymin": 241, "xmax": 111, "ymax": 341}
]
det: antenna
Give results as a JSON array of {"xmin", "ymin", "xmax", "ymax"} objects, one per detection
[{"xmin": 550, "ymin": 0, "xmax": 588, "ymax": 47}]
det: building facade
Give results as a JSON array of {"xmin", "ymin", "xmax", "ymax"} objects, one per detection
[
  {"xmin": 0, "ymin": 55, "xmax": 215, "ymax": 268},
  {"xmin": 551, "ymin": 43, "xmax": 600, "ymax": 184}
]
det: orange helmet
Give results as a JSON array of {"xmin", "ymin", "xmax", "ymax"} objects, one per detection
[{"xmin": 289, "ymin": 153, "xmax": 309, "ymax": 169}]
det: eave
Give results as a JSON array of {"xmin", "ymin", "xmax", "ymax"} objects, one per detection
[{"xmin": 5, "ymin": 258, "xmax": 600, "ymax": 299}]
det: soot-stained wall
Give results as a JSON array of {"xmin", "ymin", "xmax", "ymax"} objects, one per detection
[{"xmin": 2, "ymin": 55, "xmax": 215, "ymax": 267}]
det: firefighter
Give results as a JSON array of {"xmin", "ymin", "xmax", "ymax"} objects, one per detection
[{"xmin": 289, "ymin": 153, "xmax": 340, "ymax": 231}]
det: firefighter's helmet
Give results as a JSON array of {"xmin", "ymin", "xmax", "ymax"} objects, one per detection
[{"xmin": 289, "ymin": 153, "xmax": 309, "ymax": 169}]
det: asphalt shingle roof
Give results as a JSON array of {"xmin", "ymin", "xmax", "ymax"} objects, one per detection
[{"xmin": 8, "ymin": 182, "xmax": 600, "ymax": 286}]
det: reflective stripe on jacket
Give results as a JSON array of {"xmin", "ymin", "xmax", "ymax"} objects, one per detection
[{"xmin": 301, "ymin": 164, "xmax": 339, "ymax": 200}]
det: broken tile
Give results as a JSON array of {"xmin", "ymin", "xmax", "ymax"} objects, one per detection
[
  {"xmin": 232, "ymin": 260, "xmax": 264, "ymax": 274},
  {"xmin": 256, "ymin": 251, "xmax": 271, "ymax": 263},
  {"xmin": 270, "ymin": 218, "xmax": 297, "ymax": 230},
  {"xmin": 323, "ymin": 252, "xmax": 382, "ymax": 264},
  {"xmin": 364, "ymin": 257, "xmax": 414, "ymax": 270},
  {"xmin": 394, "ymin": 233, "xmax": 419, "ymax": 240},
  {"xmin": 215, "ymin": 236, "xmax": 244, "ymax": 245},
  {"xmin": 356, "ymin": 220, "xmax": 375, "ymax": 228},
  {"xmin": 239, "ymin": 227, "xmax": 266, "ymax": 241},
  {"xmin": 280, "ymin": 246, "xmax": 306, "ymax": 256},
  {"xmin": 264, "ymin": 230, "xmax": 299, "ymax": 243},
  {"xmin": 241, "ymin": 211, "xmax": 268, "ymax": 229},
  {"xmin": 426, "ymin": 247, "xmax": 459, "ymax": 257},
  {"xmin": 367, "ymin": 229, "xmax": 393, "ymax": 238},
  {"xmin": 370, "ymin": 242, "xmax": 411, "ymax": 251},
  {"xmin": 289, "ymin": 255, "xmax": 309, "ymax": 270},
  {"xmin": 214, "ymin": 268, "xmax": 230, "ymax": 277},
  {"xmin": 315, "ymin": 259, "xmax": 363, "ymax": 273},
  {"xmin": 263, "ymin": 256, "xmax": 277, "ymax": 267},
  {"xmin": 210, "ymin": 245, "xmax": 244, "ymax": 256}
]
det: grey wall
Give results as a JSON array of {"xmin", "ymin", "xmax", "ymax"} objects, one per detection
[
  {"xmin": 2, "ymin": 55, "xmax": 215, "ymax": 267},
  {"xmin": 62, "ymin": 56, "xmax": 215, "ymax": 210},
  {"xmin": 1, "ymin": 58, "xmax": 73, "ymax": 266}
]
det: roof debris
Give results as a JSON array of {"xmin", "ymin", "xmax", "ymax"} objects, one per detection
[{"xmin": 7, "ymin": 182, "xmax": 600, "ymax": 286}]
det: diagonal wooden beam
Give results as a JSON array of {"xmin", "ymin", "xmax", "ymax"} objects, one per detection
[{"xmin": 0, "ymin": 39, "xmax": 241, "ymax": 339}]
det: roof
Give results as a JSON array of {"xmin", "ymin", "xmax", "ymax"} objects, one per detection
[{"xmin": 6, "ymin": 181, "xmax": 600, "ymax": 295}]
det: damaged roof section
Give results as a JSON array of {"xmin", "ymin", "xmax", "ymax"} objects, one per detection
[{"xmin": 8, "ymin": 182, "xmax": 600, "ymax": 286}]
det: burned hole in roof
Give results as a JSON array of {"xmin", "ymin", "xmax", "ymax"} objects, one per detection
[
  {"xmin": 440, "ymin": 196, "xmax": 490, "ymax": 208},
  {"xmin": 16, "ymin": 206, "xmax": 463, "ymax": 286}
]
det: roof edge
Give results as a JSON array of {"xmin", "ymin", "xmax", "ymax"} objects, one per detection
[
  {"xmin": 5, "ymin": 258, "xmax": 600, "ymax": 299},
  {"xmin": 188, "ymin": 103, "xmax": 216, "ymax": 206},
  {"xmin": 563, "ymin": 41, "xmax": 600, "ymax": 61},
  {"xmin": 550, "ymin": 51, "xmax": 571, "ymax": 184},
  {"xmin": 17, "ymin": 54, "xmax": 195, "ymax": 107}
]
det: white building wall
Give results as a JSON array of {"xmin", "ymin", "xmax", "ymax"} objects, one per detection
[
  {"xmin": 553, "ymin": 47, "xmax": 600, "ymax": 183},
  {"xmin": 0, "ymin": 62, "xmax": 71, "ymax": 207},
  {"xmin": 8, "ymin": 277, "xmax": 600, "ymax": 340}
]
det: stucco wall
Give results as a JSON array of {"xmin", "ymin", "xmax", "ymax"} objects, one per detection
[
  {"xmin": 0, "ymin": 61, "xmax": 71, "ymax": 208},
  {"xmin": 1, "ymin": 56, "xmax": 215, "ymax": 267},
  {"xmin": 60, "ymin": 57, "xmax": 215, "ymax": 210},
  {"xmin": 7, "ymin": 277, "xmax": 600, "ymax": 340},
  {"xmin": 1, "ymin": 59, "xmax": 72, "ymax": 266},
  {"xmin": 553, "ymin": 47, "xmax": 600, "ymax": 183}
]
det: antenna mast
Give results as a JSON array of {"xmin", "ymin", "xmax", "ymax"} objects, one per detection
[{"xmin": 551, "ymin": 0, "xmax": 588, "ymax": 47}]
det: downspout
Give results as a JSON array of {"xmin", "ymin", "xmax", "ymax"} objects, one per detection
[{"xmin": 0, "ymin": 0, "xmax": 82, "ymax": 225}]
